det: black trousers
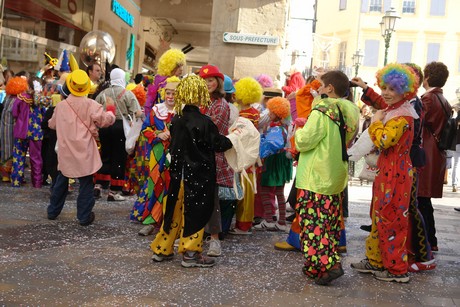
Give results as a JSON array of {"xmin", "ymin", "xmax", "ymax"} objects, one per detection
[{"xmin": 417, "ymin": 196, "xmax": 438, "ymax": 248}]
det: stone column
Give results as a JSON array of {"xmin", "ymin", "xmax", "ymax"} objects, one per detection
[{"xmin": 209, "ymin": 0, "xmax": 288, "ymax": 81}]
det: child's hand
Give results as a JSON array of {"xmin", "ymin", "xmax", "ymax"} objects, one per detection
[
  {"xmin": 350, "ymin": 77, "xmax": 367, "ymax": 90},
  {"xmin": 158, "ymin": 131, "xmax": 170, "ymax": 140},
  {"xmin": 372, "ymin": 110, "xmax": 385, "ymax": 123}
]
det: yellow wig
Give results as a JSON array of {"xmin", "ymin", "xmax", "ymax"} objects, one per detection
[
  {"xmin": 159, "ymin": 76, "xmax": 181, "ymax": 101},
  {"xmin": 157, "ymin": 49, "xmax": 186, "ymax": 76},
  {"xmin": 174, "ymin": 75, "xmax": 210, "ymax": 115},
  {"xmin": 234, "ymin": 77, "xmax": 263, "ymax": 105}
]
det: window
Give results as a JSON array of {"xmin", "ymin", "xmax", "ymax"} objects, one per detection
[
  {"xmin": 361, "ymin": 0, "xmax": 369, "ymax": 12},
  {"xmin": 339, "ymin": 0, "xmax": 347, "ymax": 10},
  {"xmin": 369, "ymin": 0, "xmax": 382, "ymax": 12},
  {"xmin": 402, "ymin": 0, "xmax": 416, "ymax": 13},
  {"xmin": 338, "ymin": 42, "xmax": 347, "ymax": 70},
  {"xmin": 363, "ymin": 39, "xmax": 379, "ymax": 67},
  {"xmin": 397, "ymin": 42, "xmax": 413, "ymax": 63},
  {"xmin": 383, "ymin": 0, "xmax": 391, "ymax": 12},
  {"xmin": 430, "ymin": 0, "xmax": 445, "ymax": 16},
  {"xmin": 427, "ymin": 43, "xmax": 440, "ymax": 63}
]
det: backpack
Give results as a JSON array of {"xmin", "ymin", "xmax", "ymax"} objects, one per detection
[
  {"xmin": 433, "ymin": 94, "xmax": 457, "ymax": 151},
  {"xmin": 224, "ymin": 117, "xmax": 261, "ymax": 199}
]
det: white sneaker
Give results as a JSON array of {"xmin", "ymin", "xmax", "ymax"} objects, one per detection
[
  {"xmin": 228, "ymin": 228, "xmax": 252, "ymax": 235},
  {"xmin": 174, "ymin": 238, "xmax": 180, "ymax": 247},
  {"xmin": 253, "ymin": 220, "xmax": 275, "ymax": 230},
  {"xmin": 273, "ymin": 222, "xmax": 288, "ymax": 232},
  {"xmin": 206, "ymin": 237, "xmax": 222, "ymax": 257},
  {"xmin": 107, "ymin": 192, "xmax": 125, "ymax": 202}
]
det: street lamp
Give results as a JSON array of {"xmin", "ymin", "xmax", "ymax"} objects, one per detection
[
  {"xmin": 380, "ymin": 7, "xmax": 400, "ymax": 66},
  {"xmin": 351, "ymin": 49, "xmax": 365, "ymax": 76}
]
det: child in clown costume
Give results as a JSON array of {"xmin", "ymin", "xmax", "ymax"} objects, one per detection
[
  {"xmin": 253, "ymin": 97, "xmax": 293, "ymax": 232},
  {"xmin": 350, "ymin": 63, "xmax": 419, "ymax": 283},
  {"xmin": 1, "ymin": 76, "xmax": 28, "ymax": 182},
  {"xmin": 11, "ymin": 76, "xmax": 46, "ymax": 188},
  {"xmin": 295, "ymin": 70, "xmax": 359, "ymax": 285},
  {"xmin": 228, "ymin": 77, "xmax": 262, "ymax": 235},
  {"xmin": 150, "ymin": 75, "xmax": 232, "ymax": 267},
  {"xmin": 130, "ymin": 77, "xmax": 179, "ymax": 236}
]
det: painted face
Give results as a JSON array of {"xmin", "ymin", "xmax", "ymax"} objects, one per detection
[
  {"xmin": 204, "ymin": 77, "xmax": 218, "ymax": 94},
  {"xmin": 380, "ymin": 85, "xmax": 404, "ymax": 106},
  {"xmin": 164, "ymin": 89, "xmax": 175, "ymax": 108}
]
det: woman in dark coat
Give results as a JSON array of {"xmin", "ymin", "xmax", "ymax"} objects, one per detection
[{"xmin": 417, "ymin": 62, "xmax": 451, "ymax": 251}]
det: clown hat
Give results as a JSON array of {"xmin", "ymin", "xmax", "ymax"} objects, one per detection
[
  {"xmin": 199, "ymin": 64, "xmax": 224, "ymax": 81},
  {"xmin": 66, "ymin": 69, "xmax": 91, "ymax": 97}
]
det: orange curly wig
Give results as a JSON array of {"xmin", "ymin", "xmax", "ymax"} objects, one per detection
[
  {"xmin": 131, "ymin": 84, "xmax": 146, "ymax": 107},
  {"xmin": 5, "ymin": 77, "xmax": 28, "ymax": 95},
  {"xmin": 267, "ymin": 97, "xmax": 290, "ymax": 120}
]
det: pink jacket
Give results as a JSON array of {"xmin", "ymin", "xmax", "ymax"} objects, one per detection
[{"xmin": 49, "ymin": 95, "xmax": 115, "ymax": 178}]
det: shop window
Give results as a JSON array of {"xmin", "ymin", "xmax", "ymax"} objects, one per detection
[{"xmin": 339, "ymin": 0, "xmax": 347, "ymax": 10}]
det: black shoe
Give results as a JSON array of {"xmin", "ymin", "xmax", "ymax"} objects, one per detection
[
  {"xmin": 47, "ymin": 214, "xmax": 57, "ymax": 220},
  {"xmin": 315, "ymin": 263, "xmax": 344, "ymax": 285},
  {"xmin": 454, "ymin": 208, "xmax": 460, "ymax": 212},
  {"xmin": 286, "ymin": 213, "xmax": 295, "ymax": 223},
  {"xmin": 360, "ymin": 224, "xmax": 371, "ymax": 232},
  {"xmin": 80, "ymin": 212, "xmax": 95, "ymax": 226}
]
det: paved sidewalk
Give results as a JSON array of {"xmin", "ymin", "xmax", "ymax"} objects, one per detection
[{"xmin": 0, "ymin": 180, "xmax": 459, "ymax": 306}]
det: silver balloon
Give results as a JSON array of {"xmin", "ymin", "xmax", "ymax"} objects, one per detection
[{"xmin": 79, "ymin": 30, "xmax": 116, "ymax": 67}]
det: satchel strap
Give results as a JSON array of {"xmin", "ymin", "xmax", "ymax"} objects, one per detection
[{"xmin": 428, "ymin": 94, "xmax": 450, "ymax": 143}]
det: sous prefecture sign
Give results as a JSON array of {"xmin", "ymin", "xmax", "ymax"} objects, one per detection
[{"xmin": 223, "ymin": 32, "xmax": 279, "ymax": 46}]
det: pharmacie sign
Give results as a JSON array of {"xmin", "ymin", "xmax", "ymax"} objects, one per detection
[
  {"xmin": 112, "ymin": 0, "xmax": 134, "ymax": 27},
  {"xmin": 223, "ymin": 32, "xmax": 279, "ymax": 46}
]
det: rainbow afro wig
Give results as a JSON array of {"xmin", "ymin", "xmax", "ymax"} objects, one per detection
[
  {"xmin": 174, "ymin": 75, "xmax": 210, "ymax": 115},
  {"xmin": 234, "ymin": 77, "xmax": 263, "ymax": 105},
  {"xmin": 157, "ymin": 49, "xmax": 186, "ymax": 76},
  {"xmin": 267, "ymin": 97, "xmax": 291, "ymax": 120},
  {"xmin": 376, "ymin": 63, "xmax": 418, "ymax": 100}
]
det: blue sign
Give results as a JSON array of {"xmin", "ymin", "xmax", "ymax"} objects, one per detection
[
  {"xmin": 111, "ymin": 0, "xmax": 134, "ymax": 27},
  {"xmin": 127, "ymin": 34, "xmax": 135, "ymax": 70}
]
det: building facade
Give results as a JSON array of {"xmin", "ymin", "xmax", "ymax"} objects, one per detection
[{"xmin": 314, "ymin": 0, "xmax": 460, "ymax": 102}]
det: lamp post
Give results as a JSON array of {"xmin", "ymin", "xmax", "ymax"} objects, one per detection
[
  {"xmin": 380, "ymin": 7, "xmax": 400, "ymax": 66},
  {"xmin": 351, "ymin": 49, "xmax": 364, "ymax": 77}
]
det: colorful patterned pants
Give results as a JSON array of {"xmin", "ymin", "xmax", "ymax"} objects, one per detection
[
  {"xmin": 11, "ymin": 138, "xmax": 42, "ymax": 188},
  {"xmin": 297, "ymin": 189, "xmax": 342, "ymax": 278}
]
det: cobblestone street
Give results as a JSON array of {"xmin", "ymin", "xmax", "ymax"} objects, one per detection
[{"xmin": 0, "ymin": 180, "xmax": 459, "ymax": 306}]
